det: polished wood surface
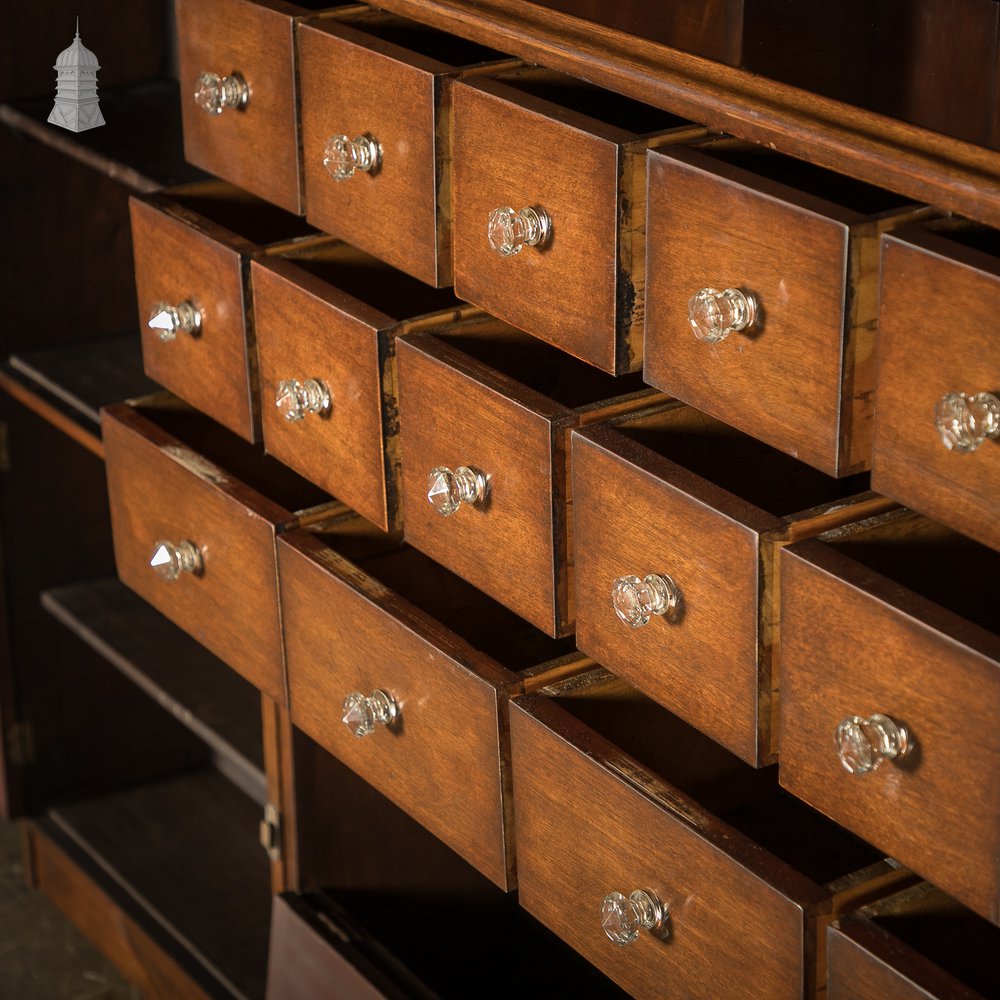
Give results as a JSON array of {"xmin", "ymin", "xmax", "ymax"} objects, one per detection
[
  {"xmin": 875, "ymin": 226, "xmax": 1000, "ymax": 553},
  {"xmin": 779, "ymin": 516, "xmax": 1000, "ymax": 925}
]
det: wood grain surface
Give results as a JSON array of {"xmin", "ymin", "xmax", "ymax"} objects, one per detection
[
  {"xmin": 875, "ymin": 228, "xmax": 1000, "ymax": 552},
  {"xmin": 102, "ymin": 403, "xmax": 290, "ymax": 705},
  {"xmin": 130, "ymin": 195, "xmax": 257, "ymax": 442},
  {"xmin": 779, "ymin": 536, "xmax": 1000, "ymax": 924},
  {"xmin": 176, "ymin": 0, "xmax": 304, "ymax": 213}
]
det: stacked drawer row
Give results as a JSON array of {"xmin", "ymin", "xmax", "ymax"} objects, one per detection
[{"xmin": 111, "ymin": 0, "xmax": 1000, "ymax": 996}]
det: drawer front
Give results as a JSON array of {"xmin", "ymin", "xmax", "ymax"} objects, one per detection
[
  {"xmin": 103, "ymin": 407, "xmax": 286, "ymax": 704},
  {"xmin": 875, "ymin": 233, "xmax": 1000, "ymax": 552},
  {"xmin": 397, "ymin": 335, "xmax": 570, "ymax": 637},
  {"xmin": 299, "ymin": 22, "xmax": 445, "ymax": 286},
  {"xmin": 644, "ymin": 148, "xmax": 852, "ymax": 476},
  {"xmin": 252, "ymin": 259, "xmax": 393, "ymax": 529},
  {"xmin": 130, "ymin": 198, "xmax": 256, "ymax": 442},
  {"xmin": 573, "ymin": 426, "xmax": 776, "ymax": 765},
  {"xmin": 780, "ymin": 542, "xmax": 1000, "ymax": 924},
  {"xmin": 176, "ymin": 0, "xmax": 303, "ymax": 213},
  {"xmin": 277, "ymin": 532, "xmax": 513, "ymax": 888},
  {"xmin": 452, "ymin": 80, "xmax": 623, "ymax": 372},
  {"xmin": 509, "ymin": 701, "xmax": 809, "ymax": 999}
]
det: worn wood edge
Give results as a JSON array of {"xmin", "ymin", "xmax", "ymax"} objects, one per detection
[
  {"xmin": 262, "ymin": 697, "xmax": 296, "ymax": 893},
  {"xmin": 24, "ymin": 819, "xmax": 218, "ymax": 1000},
  {"xmin": 129, "ymin": 189, "xmax": 261, "ymax": 258},
  {"xmin": 0, "ymin": 368, "xmax": 104, "ymax": 459},
  {"xmin": 369, "ymin": 0, "xmax": 1000, "ymax": 228}
]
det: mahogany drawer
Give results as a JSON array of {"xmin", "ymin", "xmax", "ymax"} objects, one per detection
[
  {"xmin": 397, "ymin": 326, "xmax": 653, "ymax": 637},
  {"xmin": 452, "ymin": 69, "xmax": 704, "ymax": 374},
  {"xmin": 102, "ymin": 397, "xmax": 329, "ymax": 706},
  {"xmin": 875, "ymin": 223, "xmax": 1000, "ymax": 552},
  {"xmin": 828, "ymin": 883, "xmax": 1000, "ymax": 999},
  {"xmin": 572, "ymin": 403, "xmax": 889, "ymax": 766},
  {"xmin": 175, "ymin": 0, "xmax": 345, "ymax": 214},
  {"xmin": 277, "ymin": 511, "xmax": 578, "ymax": 889},
  {"xmin": 130, "ymin": 181, "xmax": 312, "ymax": 442},
  {"xmin": 644, "ymin": 141, "xmax": 929, "ymax": 477},
  {"xmin": 251, "ymin": 240, "xmax": 465, "ymax": 530},
  {"xmin": 780, "ymin": 510, "xmax": 1000, "ymax": 925},
  {"xmin": 298, "ymin": 12, "xmax": 511, "ymax": 286},
  {"xmin": 510, "ymin": 670, "xmax": 908, "ymax": 1000}
]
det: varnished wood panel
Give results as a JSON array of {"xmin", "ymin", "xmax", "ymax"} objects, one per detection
[
  {"xmin": 509, "ymin": 697, "xmax": 820, "ymax": 999},
  {"xmin": 299, "ymin": 20, "xmax": 445, "ymax": 285},
  {"xmin": 278, "ymin": 528, "xmax": 515, "ymax": 888},
  {"xmin": 875, "ymin": 230, "xmax": 1000, "ymax": 552},
  {"xmin": 130, "ymin": 196, "xmax": 257, "ymax": 442},
  {"xmin": 779, "ymin": 539, "xmax": 1000, "ymax": 924},
  {"xmin": 102, "ymin": 403, "xmax": 288, "ymax": 705},
  {"xmin": 176, "ymin": 0, "xmax": 304, "ymax": 213},
  {"xmin": 397, "ymin": 333, "xmax": 573, "ymax": 637}
]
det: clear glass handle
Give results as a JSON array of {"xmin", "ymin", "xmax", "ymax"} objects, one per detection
[
  {"xmin": 150, "ymin": 540, "xmax": 203, "ymax": 581},
  {"xmin": 148, "ymin": 301, "xmax": 201, "ymax": 342},
  {"xmin": 275, "ymin": 378, "xmax": 332, "ymax": 422},
  {"xmin": 836, "ymin": 713, "xmax": 911, "ymax": 775},
  {"xmin": 194, "ymin": 71, "xmax": 249, "ymax": 115},
  {"xmin": 342, "ymin": 689, "xmax": 398, "ymax": 739},
  {"xmin": 426, "ymin": 466, "xmax": 488, "ymax": 517},
  {"xmin": 935, "ymin": 391, "xmax": 1000, "ymax": 453},
  {"xmin": 688, "ymin": 287, "xmax": 757, "ymax": 343},
  {"xmin": 612, "ymin": 574, "xmax": 681, "ymax": 628},
  {"xmin": 601, "ymin": 889, "xmax": 668, "ymax": 946},
  {"xmin": 323, "ymin": 133, "xmax": 381, "ymax": 181},
  {"xmin": 487, "ymin": 206, "xmax": 551, "ymax": 257}
]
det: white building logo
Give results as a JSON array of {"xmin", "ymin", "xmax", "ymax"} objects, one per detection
[{"xmin": 48, "ymin": 19, "xmax": 105, "ymax": 132}]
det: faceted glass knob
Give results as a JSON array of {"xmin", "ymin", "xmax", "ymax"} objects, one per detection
[
  {"xmin": 601, "ymin": 889, "xmax": 668, "ymax": 946},
  {"xmin": 148, "ymin": 301, "xmax": 201, "ymax": 342},
  {"xmin": 194, "ymin": 71, "xmax": 249, "ymax": 114},
  {"xmin": 342, "ymin": 690, "xmax": 398, "ymax": 739},
  {"xmin": 150, "ymin": 540, "xmax": 203, "ymax": 581},
  {"xmin": 426, "ymin": 466, "xmax": 489, "ymax": 517},
  {"xmin": 835, "ymin": 713, "xmax": 911, "ymax": 775},
  {"xmin": 612, "ymin": 573, "xmax": 681, "ymax": 628},
  {"xmin": 487, "ymin": 206, "xmax": 551, "ymax": 257},
  {"xmin": 688, "ymin": 287, "xmax": 757, "ymax": 343},
  {"xmin": 323, "ymin": 133, "xmax": 380, "ymax": 181},
  {"xmin": 935, "ymin": 391, "xmax": 1000, "ymax": 453},
  {"xmin": 275, "ymin": 378, "xmax": 332, "ymax": 422}
]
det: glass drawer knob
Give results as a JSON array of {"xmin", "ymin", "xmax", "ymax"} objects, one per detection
[
  {"xmin": 342, "ymin": 689, "xmax": 398, "ymax": 739},
  {"xmin": 601, "ymin": 889, "xmax": 668, "ymax": 946},
  {"xmin": 194, "ymin": 71, "xmax": 249, "ymax": 115},
  {"xmin": 612, "ymin": 574, "xmax": 681, "ymax": 628},
  {"xmin": 487, "ymin": 206, "xmax": 551, "ymax": 257},
  {"xmin": 150, "ymin": 540, "xmax": 203, "ymax": 581},
  {"xmin": 688, "ymin": 287, "xmax": 757, "ymax": 343},
  {"xmin": 836, "ymin": 713, "xmax": 911, "ymax": 775},
  {"xmin": 148, "ymin": 301, "xmax": 201, "ymax": 342},
  {"xmin": 935, "ymin": 391, "xmax": 1000, "ymax": 453},
  {"xmin": 275, "ymin": 378, "xmax": 332, "ymax": 422},
  {"xmin": 426, "ymin": 466, "xmax": 488, "ymax": 517},
  {"xmin": 323, "ymin": 133, "xmax": 380, "ymax": 181}
]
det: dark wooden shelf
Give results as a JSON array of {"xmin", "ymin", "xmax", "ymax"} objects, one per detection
[
  {"xmin": 41, "ymin": 578, "xmax": 266, "ymax": 806},
  {"xmin": 0, "ymin": 330, "xmax": 159, "ymax": 458},
  {"xmin": 0, "ymin": 79, "xmax": 206, "ymax": 193},
  {"xmin": 43, "ymin": 768, "xmax": 272, "ymax": 1000}
]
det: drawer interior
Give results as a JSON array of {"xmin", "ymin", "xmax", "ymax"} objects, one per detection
[
  {"xmin": 922, "ymin": 217, "xmax": 1000, "ymax": 260},
  {"xmin": 429, "ymin": 320, "xmax": 647, "ymax": 408},
  {"xmin": 266, "ymin": 240, "xmax": 462, "ymax": 321},
  {"xmin": 302, "ymin": 512, "xmax": 577, "ymax": 670},
  {"xmin": 486, "ymin": 66, "xmax": 691, "ymax": 136},
  {"xmin": 611, "ymin": 404, "xmax": 869, "ymax": 516},
  {"xmin": 337, "ymin": 9, "xmax": 508, "ymax": 68},
  {"xmin": 819, "ymin": 510, "xmax": 999, "ymax": 634},
  {"xmin": 161, "ymin": 179, "xmax": 316, "ymax": 246},
  {"xmin": 542, "ymin": 669, "xmax": 884, "ymax": 887},
  {"xmin": 692, "ymin": 138, "xmax": 914, "ymax": 216}
]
